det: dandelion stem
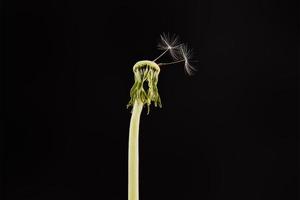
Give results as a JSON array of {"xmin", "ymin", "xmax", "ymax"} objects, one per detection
[{"xmin": 128, "ymin": 100, "xmax": 144, "ymax": 200}]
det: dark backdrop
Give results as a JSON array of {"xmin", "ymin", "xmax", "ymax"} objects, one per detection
[{"xmin": 3, "ymin": 0, "xmax": 298, "ymax": 200}]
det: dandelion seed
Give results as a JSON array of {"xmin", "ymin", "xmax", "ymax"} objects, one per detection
[
  {"xmin": 178, "ymin": 44, "xmax": 197, "ymax": 76},
  {"xmin": 157, "ymin": 33, "xmax": 181, "ymax": 50},
  {"xmin": 156, "ymin": 33, "xmax": 182, "ymax": 61},
  {"xmin": 156, "ymin": 43, "xmax": 196, "ymax": 75}
]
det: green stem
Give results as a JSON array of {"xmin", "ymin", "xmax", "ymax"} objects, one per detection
[{"xmin": 128, "ymin": 100, "xmax": 143, "ymax": 200}]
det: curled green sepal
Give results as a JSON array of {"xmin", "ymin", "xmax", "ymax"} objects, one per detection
[{"xmin": 127, "ymin": 60, "xmax": 162, "ymax": 114}]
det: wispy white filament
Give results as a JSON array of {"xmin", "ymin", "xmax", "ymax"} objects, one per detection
[
  {"xmin": 157, "ymin": 33, "xmax": 182, "ymax": 60},
  {"xmin": 155, "ymin": 33, "xmax": 197, "ymax": 76},
  {"xmin": 179, "ymin": 44, "xmax": 197, "ymax": 75}
]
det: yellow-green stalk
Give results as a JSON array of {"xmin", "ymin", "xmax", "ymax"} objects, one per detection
[
  {"xmin": 127, "ymin": 61, "xmax": 161, "ymax": 200},
  {"xmin": 127, "ymin": 33, "xmax": 196, "ymax": 200}
]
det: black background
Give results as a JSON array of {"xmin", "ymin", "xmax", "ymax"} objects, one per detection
[{"xmin": 3, "ymin": 0, "xmax": 298, "ymax": 200}]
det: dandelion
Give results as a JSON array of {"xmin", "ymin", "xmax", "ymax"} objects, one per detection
[{"xmin": 127, "ymin": 34, "xmax": 196, "ymax": 200}]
